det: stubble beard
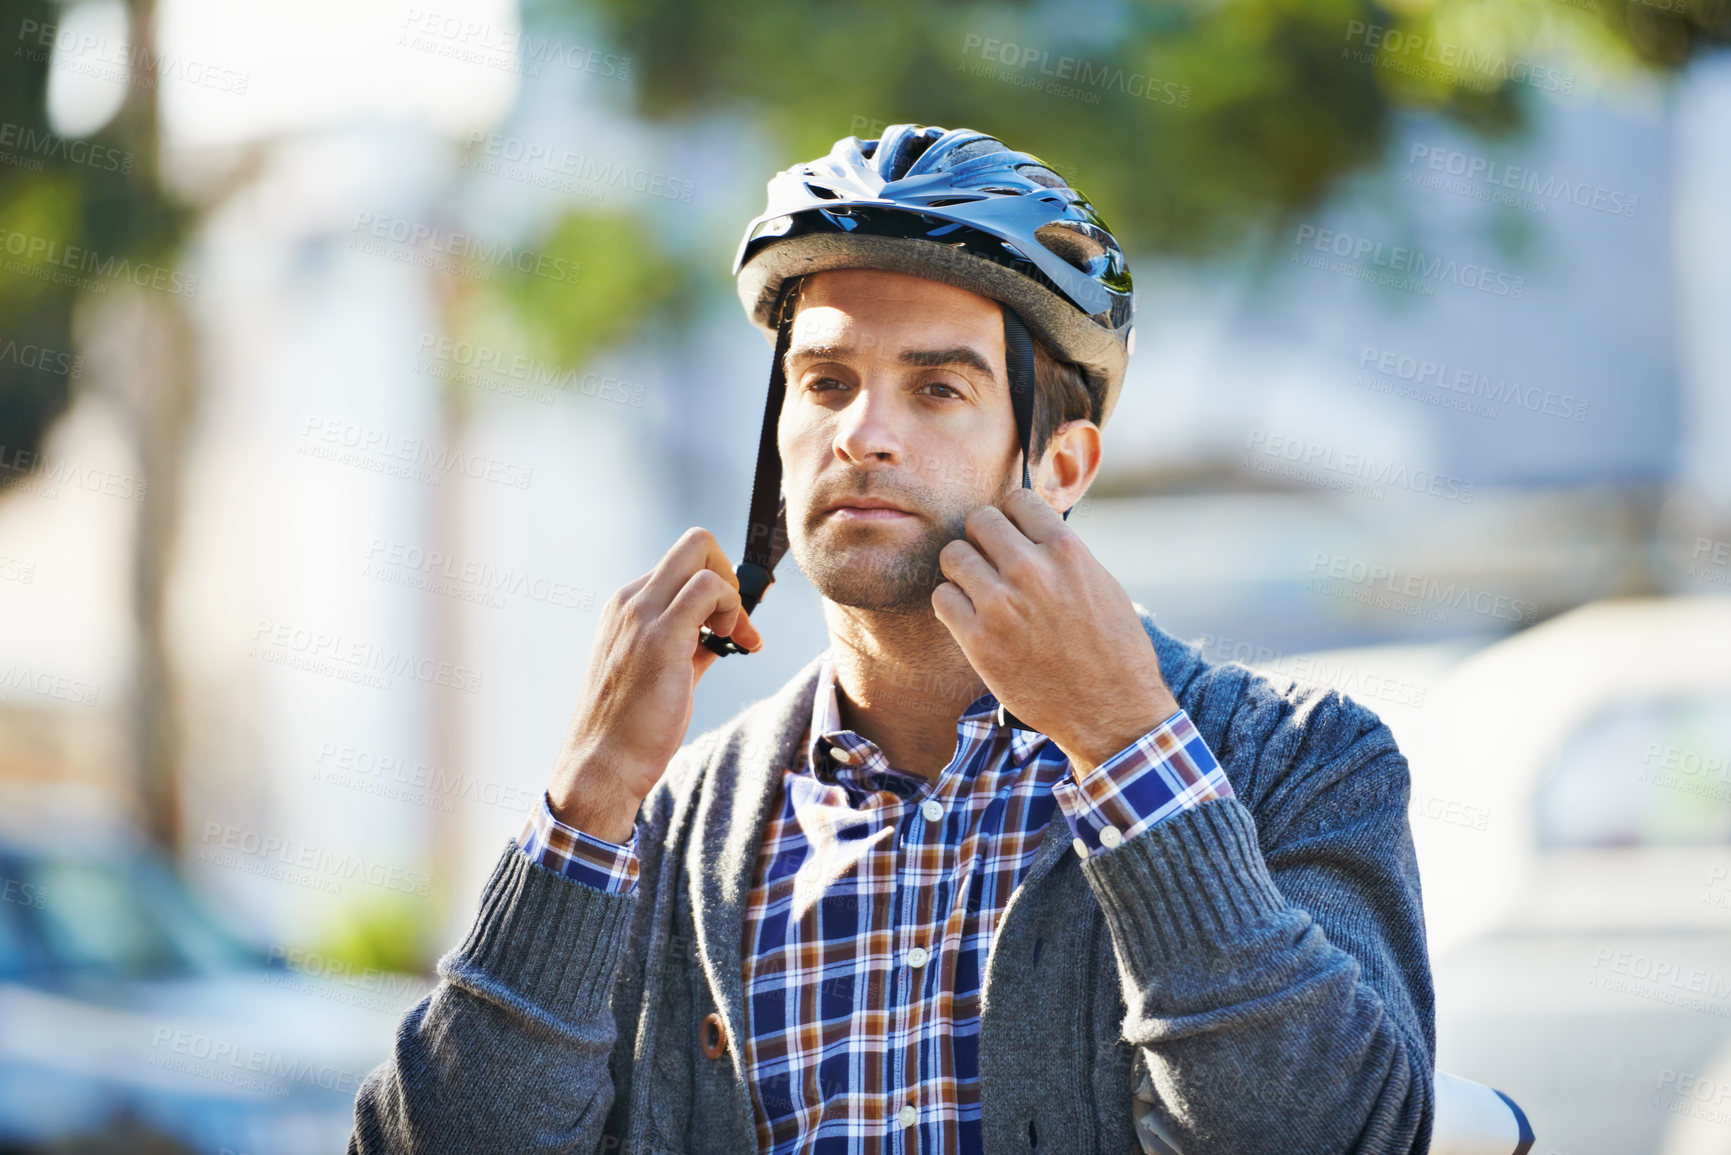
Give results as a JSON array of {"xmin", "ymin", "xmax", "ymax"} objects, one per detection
[{"xmin": 790, "ymin": 471, "xmax": 1019, "ymax": 615}]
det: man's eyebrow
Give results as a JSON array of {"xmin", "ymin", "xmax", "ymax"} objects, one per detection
[
  {"xmin": 898, "ymin": 346, "xmax": 997, "ymax": 380},
  {"xmin": 783, "ymin": 342, "xmax": 999, "ymax": 383}
]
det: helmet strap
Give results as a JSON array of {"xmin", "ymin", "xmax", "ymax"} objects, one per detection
[
  {"xmin": 701, "ymin": 279, "xmax": 799, "ymax": 656},
  {"xmin": 995, "ymin": 305, "xmax": 1051, "ymax": 731},
  {"xmin": 1001, "ymin": 306, "xmax": 1072, "ymax": 522},
  {"xmin": 1001, "ymin": 305, "xmax": 1036, "ymax": 493}
]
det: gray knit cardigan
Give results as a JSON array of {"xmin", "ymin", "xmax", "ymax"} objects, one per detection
[{"xmin": 349, "ymin": 607, "xmax": 1435, "ymax": 1154}]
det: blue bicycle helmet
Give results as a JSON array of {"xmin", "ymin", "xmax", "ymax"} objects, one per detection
[{"xmin": 703, "ymin": 124, "xmax": 1136, "ymax": 668}]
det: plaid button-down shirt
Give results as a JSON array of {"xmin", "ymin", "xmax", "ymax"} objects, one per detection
[{"xmin": 518, "ymin": 655, "xmax": 1232, "ymax": 1153}]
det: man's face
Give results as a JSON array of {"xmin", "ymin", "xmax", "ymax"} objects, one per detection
[{"xmin": 778, "ymin": 268, "xmax": 1022, "ymax": 614}]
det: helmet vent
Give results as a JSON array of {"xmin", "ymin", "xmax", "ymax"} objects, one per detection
[
  {"xmin": 876, "ymin": 125, "xmax": 944, "ymax": 180},
  {"xmin": 804, "ymin": 182, "xmax": 841, "ymax": 200},
  {"xmin": 945, "ymin": 137, "xmax": 1008, "ymax": 165},
  {"xmin": 1035, "ymin": 222, "xmax": 1109, "ymax": 274},
  {"xmin": 1017, "ymin": 164, "xmax": 1067, "ymax": 189}
]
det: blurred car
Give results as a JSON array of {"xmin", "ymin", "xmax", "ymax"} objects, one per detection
[
  {"xmin": 0, "ymin": 806, "xmax": 425, "ymax": 1155},
  {"xmin": 1280, "ymin": 597, "xmax": 1731, "ymax": 1155}
]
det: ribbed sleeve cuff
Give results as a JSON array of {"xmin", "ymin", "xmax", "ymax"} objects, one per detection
[
  {"xmin": 1080, "ymin": 796, "xmax": 1286, "ymax": 972},
  {"xmin": 445, "ymin": 839, "xmax": 639, "ymax": 1022}
]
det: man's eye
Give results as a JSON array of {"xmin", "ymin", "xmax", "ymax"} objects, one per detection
[
  {"xmin": 808, "ymin": 376, "xmax": 847, "ymax": 392},
  {"xmin": 923, "ymin": 382, "xmax": 962, "ymax": 399}
]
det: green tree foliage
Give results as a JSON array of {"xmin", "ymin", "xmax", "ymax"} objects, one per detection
[
  {"xmin": 580, "ymin": 0, "xmax": 1728, "ymax": 256},
  {"xmin": 464, "ymin": 206, "xmax": 681, "ymax": 381}
]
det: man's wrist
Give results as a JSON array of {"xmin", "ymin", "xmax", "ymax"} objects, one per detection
[
  {"xmin": 548, "ymin": 777, "xmax": 642, "ymax": 844},
  {"xmin": 1061, "ymin": 690, "xmax": 1183, "ymax": 779}
]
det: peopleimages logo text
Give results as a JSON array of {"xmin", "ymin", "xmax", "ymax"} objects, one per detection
[
  {"xmin": 249, "ymin": 618, "xmax": 485, "ymax": 694},
  {"xmin": 1294, "ymin": 225, "xmax": 1526, "ymax": 299},
  {"xmin": 1244, "ymin": 430, "xmax": 1476, "ymax": 503},
  {"xmin": 463, "ymin": 133, "xmax": 695, "ymax": 203},
  {"xmin": 198, "ymin": 823, "xmax": 432, "ymax": 897},
  {"xmin": 1358, "ymin": 347, "xmax": 1589, "ymax": 422},
  {"xmin": 349, "ymin": 213, "xmax": 580, "ymax": 285},
  {"xmin": 0, "ymin": 226, "xmax": 198, "ymax": 297},
  {"xmin": 16, "ymin": 18, "xmax": 251, "ymax": 95},
  {"xmin": 1307, "ymin": 551, "xmax": 1538, "ymax": 625},
  {"xmin": 397, "ymin": 9, "xmax": 631, "ymax": 79},
  {"xmin": 1343, "ymin": 20, "xmax": 1575, "ymax": 95},
  {"xmin": 0, "ymin": 121, "xmax": 132, "ymax": 173},
  {"xmin": 1407, "ymin": 144, "xmax": 1637, "ymax": 218},
  {"xmin": 298, "ymin": 417, "xmax": 534, "ymax": 489},
  {"xmin": 959, "ymin": 34, "xmax": 1191, "ymax": 107}
]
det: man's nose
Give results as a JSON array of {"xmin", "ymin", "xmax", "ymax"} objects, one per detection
[{"xmin": 832, "ymin": 383, "xmax": 904, "ymax": 466}]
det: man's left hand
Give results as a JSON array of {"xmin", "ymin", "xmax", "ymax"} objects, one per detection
[{"xmin": 931, "ymin": 487, "xmax": 1182, "ymax": 777}]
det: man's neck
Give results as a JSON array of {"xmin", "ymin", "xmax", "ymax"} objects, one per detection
[{"xmin": 821, "ymin": 601, "xmax": 989, "ymax": 783}]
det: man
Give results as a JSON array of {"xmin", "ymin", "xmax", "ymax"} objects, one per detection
[{"xmin": 350, "ymin": 125, "xmax": 1434, "ymax": 1154}]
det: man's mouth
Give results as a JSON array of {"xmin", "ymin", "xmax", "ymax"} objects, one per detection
[{"xmin": 824, "ymin": 498, "xmax": 915, "ymax": 521}]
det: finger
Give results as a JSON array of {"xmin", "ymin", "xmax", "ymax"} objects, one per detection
[
  {"xmin": 704, "ymin": 605, "xmax": 762, "ymax": 652},
  {"xmin": 642, "ymin": 527, "xmax": 738, "ymax": 611},
  {"xmin": 608, "ymin": 574, "xmax": 653, "ymax": 621},
  {"xmin": 930, "ymin": 580, "xmax": 977, "ymax": 636},
  {"xmin": 998, "ymin": 485, "xmax": 1071, "ymax": 545},
  {"xmin": 664, "ymin": 568, "xmax": 743, "ymax": 643},
  {"xmin": 615, "ymin": 569, "xmax": 659, "ymax": 603},
  {"xmin": 937, "ymin": 538, "xmax": 1003, "ymax": 603},
  {"xmin": 963, "ymin": 503, "xmax": 1037, "ymax": 573}
]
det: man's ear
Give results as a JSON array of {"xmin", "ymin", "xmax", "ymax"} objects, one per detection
[{"xmin": 1033, "ymin": 419, "xmax": 1101, "ymax": 513}]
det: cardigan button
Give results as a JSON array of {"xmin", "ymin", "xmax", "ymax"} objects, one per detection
[{"xmin": 700, "ymin": 1011, "xmax": 727, "ymax": 1060}]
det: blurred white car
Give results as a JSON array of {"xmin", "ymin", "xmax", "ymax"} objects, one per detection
[
  {"xmin": 1272, "ymin": 597, "xmax": 1731, "ymax": 1155},
  {"xmin": 0, "ymin": 811, "xmax": 427, "ymax": 1155}
]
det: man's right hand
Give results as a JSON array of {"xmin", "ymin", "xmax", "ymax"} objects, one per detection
[{"xmin": 546, "ymin": 528, "xmax": 762, "ymax": 843}]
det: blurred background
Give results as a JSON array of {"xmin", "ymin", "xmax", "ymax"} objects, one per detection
[{"xmin": 1, "ymin": 0, "xmax": 1729, "ymax": 1150}]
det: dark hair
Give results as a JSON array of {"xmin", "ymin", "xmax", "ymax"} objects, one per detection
[{"xmin": 1030, "ymin": 337, "xmax": 1099, "ymax": 466}]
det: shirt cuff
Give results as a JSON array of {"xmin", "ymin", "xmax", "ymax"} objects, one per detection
[
  {"xmin": 515, "ymin": 791, "xmax": 641, "ymax": 895},
  {"xmin": 1051, "ymin": 708, "xmax": 1234, "ymax": 859}
]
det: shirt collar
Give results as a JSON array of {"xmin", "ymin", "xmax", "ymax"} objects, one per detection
[{"xmin": 803, "ymin": 652, "xmax": 1048, "ymax": 784}]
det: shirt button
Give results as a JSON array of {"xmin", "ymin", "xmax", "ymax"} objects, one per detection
[
  {"xmin": 906, "ymin": 946, "xmax": 929, "ymax": 968},
  {"xmin": 897, "ymin": 1104, "xmax": 918, "ymax": 1128},
  {"xmin": 920, "ymin": 799, "xmax": 944, "ymax": 823},
  {"xmin": 1072, "ymin": 836, "xmax": 1089, "ymax": 859},
  {"xmin": 1099, "ymin": 825, "xmax": 1123, "ymax": 849}
]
